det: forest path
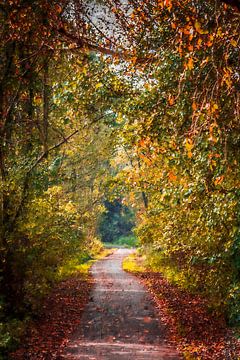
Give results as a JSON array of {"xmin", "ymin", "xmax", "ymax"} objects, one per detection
[{"xmin": 62, "ymin": 249, "xmax": 181, "ymax": 360}]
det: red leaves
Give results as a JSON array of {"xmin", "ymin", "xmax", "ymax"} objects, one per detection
[
  {"xmin": 136, "ymin": 272, "xmax": 240, "ymax": 359},
  {"xmin": 10, "ymin": 276, "xmax": 93, "ymax": 360}
]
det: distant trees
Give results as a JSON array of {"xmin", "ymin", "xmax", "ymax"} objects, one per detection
[{"xmin": 98, "ymin": 200, "xmax": 135, "ymax": 243}]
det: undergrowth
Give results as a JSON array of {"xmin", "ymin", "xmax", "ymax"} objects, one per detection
[
  {"xmin": 123, "ymin": 250, "xmax": 240, "ymax": 359},
  {"xmin": 0, "ymin": 244, "xmax": 112, "ymax": 359}
]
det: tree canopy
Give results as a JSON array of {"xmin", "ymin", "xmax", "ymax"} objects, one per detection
[{"xmin": 0, "ymin": 0, "xmax": 240, "ymax": 355}]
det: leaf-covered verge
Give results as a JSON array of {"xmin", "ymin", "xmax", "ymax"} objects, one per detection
[
  {"xmin": 4, "ymin": 248, "xmax": 113, "ymax": 360},
  {"xmin": 123, "ymin": 253, "xmax": 240, "ymax": 359}
]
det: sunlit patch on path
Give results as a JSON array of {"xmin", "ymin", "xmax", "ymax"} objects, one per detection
[{"xmin": 62, "ymin": 249, "xmax": 181, "ymax": 359}]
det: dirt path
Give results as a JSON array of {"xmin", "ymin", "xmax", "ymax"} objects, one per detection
[{"xmin": 62, "ymin": 249, "xmax": 181, "ymax": 359}]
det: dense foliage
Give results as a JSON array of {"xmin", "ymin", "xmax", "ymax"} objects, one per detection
[
  {"xmin": 111, "ymin": 0, "xmax": 240, "ymax": 325},
  {"xmin": 0, "ymin": 1, "xmax": 117, "ymax": 353},
  {"xmin": 0, "ymin": 0, "xmax": 239, "ymax": 355}
]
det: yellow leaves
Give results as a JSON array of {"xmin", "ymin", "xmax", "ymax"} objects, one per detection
[
  {"xmin": 68, "ymin": 43, "xmax": 76, "ymax": 49},
  {"xmin": 82, "ymin": 66, "xmax": 88, "ymax": 76},
  {"xmin": 139, "ymin": 153, "xmax": 152, "ymax": 166},
  {"xmin": 131, "ymin": 56, "xmax": 138, "ymax": 65},
  {"xmin": 205, "ymin": 102, "xmax": 219, "ymax": 117},
  {"xmin": 65, "ymin": 148, "xmax": 75, "ymax": 156},
  {"xmin": 216, "ymin": 27, "xmax": 224, "ymax": 38},
  {"xmin": 184, "ymin": 55, "xmax": 195, "ymax": 71},
  {"xmin": 157, "ymin": 0, "xmax": 164, "ymax": 9},
  {"xmin": 144, "ymin": 82, "xmax": 151, "ymax": 91},
  {"xmin": 230, "ymin": 39, "xmax": 238, "ymax": 47},
  {"xmin": 212, "ymin": 103, "xmax": 218, "ymax": 113},
  {"xmin": 46, "ymin": 185, "xmax": 63, "ymax": 197},
  {"xmin": 222, "ymin": 67, "xmax": 233, "ymax": 89},
  {"xmin": 116, "ymin": 112, "xmax": 124, "ymax": 124},
  {"xmin": 95, "ymin": 82, "xmax": 103, "ymax": 89},
  {"xmin": 194, "ymin": 21, "xmax": 208, "ymax": 35},
  {"xmin": 34, "ymin": 95, "xmax": 42, "ymax": 106},
  {"xmin": 62, "ymin": 201, "xmax": 77, "ymax": 214}
]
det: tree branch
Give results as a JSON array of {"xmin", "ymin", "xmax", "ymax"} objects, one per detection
[{"xmin": 28, "ymin": 129, "xmax": 79, "ymax": 174}]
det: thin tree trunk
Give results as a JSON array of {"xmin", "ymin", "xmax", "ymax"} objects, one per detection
[{"xmin": 43, "ymin": 59, "xmax": 49, "ymax": 153}]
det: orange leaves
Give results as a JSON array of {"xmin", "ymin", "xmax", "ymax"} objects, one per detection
[
  {"xmin": 194, "ymin": 21, "xmax": 208, "ymax": 35},
  {"xmin": 208, "ymin": 153, "xmax": 221, "ymax": 169},
  {"xmin": 143, "ymin": 316, "xmax": 152, "ymax": 323},
  {"xmin": 178, "ymin": 45, "xmax": 183, "ymax": 56},
  {"xmin": 185, "ymin": 138, "xmax": 193, "ymax": 158},
  {"xmin": 139, "ymin": 152, "xmax": 152, "ymax": 166},
  {"xmin": 168, "ymin": 171, "xmax": 177, "ymax": 182},
  {"xmin": 138, "ymin": 138, "xmax": 153, "ymax": 166},
  {"xmin": 55, "ymin": 4, "xmax": 62, "ymax": 14},
  {"xmin": 168, "ymin": 95, "xmax": 175, "ymax": 106},
  {"xmin": 164, "ymin": 0, "xmax": 173, "ymax": 11},
  {"xmin": 138, "ymin": 137, "xmax": 151, "ymax": 149},
  {"xmin": 192, "ymin": 102, "xmax": 197, "ymax": 111},
  {"xmin": 157, "ymin": 0, "xmax": 173, "ymax": 11},
  {"xmin": 214, "ymin": 175, "xmax": 224, "ymax": 186},
  {"xmin": 208, "ymin": 121, "xmax": 219, "ymax": 143},
  {"xmin": 222, "ymin": 67, "xmax": 233, "ymax": 89},
  {"xmin": 185, "ymin": 57, "xmax": 194, "ymax": 70},
  {"xmin": 196, "ymin": 38, "xmax": 203, "ymax": 49}
]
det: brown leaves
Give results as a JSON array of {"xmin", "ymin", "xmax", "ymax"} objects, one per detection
[
  {"xmin": 135, "ymin": 271, "xmax": 240, "ymax": 359},
  {"xmin": 10, "ymin": 275, "xmax": 93, "ymax": 359}
]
